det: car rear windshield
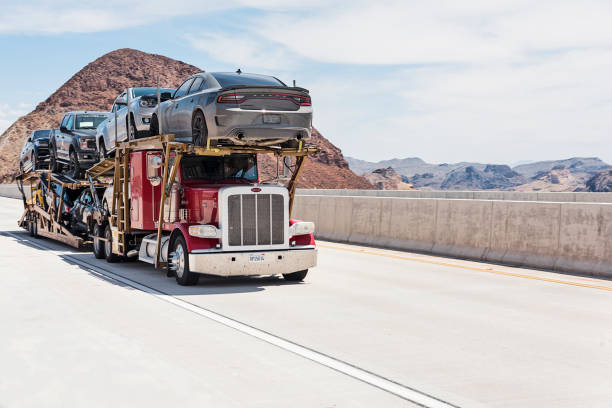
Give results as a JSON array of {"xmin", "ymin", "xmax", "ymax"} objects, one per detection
[
  {"xmin": 181, "ymin": 154, "xmax": 258, "ymax": 182},
  {"xmin": 211, "ymin": 73, "xmax": 285, "ymax": 88},
  {"xmin": 33, "ymin": 130, "xmax": 51, "ymax": 139},
  {"xmin": 133, "ymin": 88, "xmax": 175, "ymax": 97},
  {"xmin": 75, "ymin": 115, "xmax": 106, "ymax": 130}
]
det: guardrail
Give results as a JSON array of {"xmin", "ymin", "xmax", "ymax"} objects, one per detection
[
  {"xmin": 296, "ymin": 189, "xmax": 612, "ymax": 202},
  {"xmin": 293, "ymin": 194, "xmax": 612, "ymax": 277}
]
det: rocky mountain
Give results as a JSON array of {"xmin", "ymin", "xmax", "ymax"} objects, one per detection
[
  {"xmin": 362, "ymin": 167, "xmax": 413, "ymax": 190},
  {"xmin": 0, "ymin": 48, "xmax": 373, "ymax": 189},
  {"xmin": 440, "ymin": 165, "xmax": 526, "ymax": 190},
  {"xmin": 512, "ymin": 157, "xmax": 610, "ymax": 178},
  {"xmin": 349, "ymin": 156, "xmax": 612, "ymax": 191},
  {"xmin": 586, "ymin": 170, "xmax": 612, "ymax": 192}
]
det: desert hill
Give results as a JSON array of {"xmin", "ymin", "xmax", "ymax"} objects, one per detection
[{"xmin": 0, "ymin": 48, "xmax": 373, "ymax": 189}]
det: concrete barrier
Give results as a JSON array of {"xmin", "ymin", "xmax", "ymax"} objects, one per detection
[
  {"xmin": 293, "ymin": 195, "xmax": 612, "ymax": 277},
  {"xmin": 297, "ymin": 189, "xmax": 612, "ymax": 203}
]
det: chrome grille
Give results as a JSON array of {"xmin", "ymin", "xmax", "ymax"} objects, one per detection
[{"xmin": 227, "ymin": 193, "xmax": 284, "ymax": 246}]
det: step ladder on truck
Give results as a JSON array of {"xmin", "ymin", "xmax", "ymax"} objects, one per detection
[{"xmin": 86, "ymin": 133, "xmax": 319, "ymax": 285}]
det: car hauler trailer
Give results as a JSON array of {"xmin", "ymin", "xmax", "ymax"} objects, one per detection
[
  {"xmin": 86, "ymin": 134, "xmax": 318, "ymax": 285},
  {"xmin": 16, "ymin": 171, "xmax": 110, "ymax": 248}
]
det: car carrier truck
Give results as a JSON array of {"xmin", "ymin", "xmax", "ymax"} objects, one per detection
[{"xmin": 83, "ymin": 134, "xmax": 318, "ymax": 285}]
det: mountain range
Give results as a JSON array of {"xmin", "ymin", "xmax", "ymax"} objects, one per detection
[
  {"xmin": 346, "ymin": 156, "xmax": 612, "ymax": 192},
  {"xmin": 0, "ymin": 48, "xmax": 373, "ymax": 189}
]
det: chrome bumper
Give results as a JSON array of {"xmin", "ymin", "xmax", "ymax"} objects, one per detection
[{"xmin": 188, "ymin": 248, "xmax": 317, "ymax": 277}]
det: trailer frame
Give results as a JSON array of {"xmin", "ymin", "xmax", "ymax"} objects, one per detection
[{"xmin": 16, "ymin": 170, "xmax": 110, "ymax": 248}]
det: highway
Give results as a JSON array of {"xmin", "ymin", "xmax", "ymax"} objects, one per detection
[{"xmin": 1, "ymin": 196, "xmax": 611, "ymax": 407}]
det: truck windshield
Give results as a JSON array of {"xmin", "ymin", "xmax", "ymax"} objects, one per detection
[
  {"xmin": 75, "ymin": 115, "xmax": 106, "ymax": 130},
  {"xmin": 181, "ymin": 155, "xmax": 258, "ymax": 182}
]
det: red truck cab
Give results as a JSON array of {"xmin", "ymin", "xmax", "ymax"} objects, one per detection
[{"xmin": 127, "ymin": 150, "xmax": 316, "ymax": 285}]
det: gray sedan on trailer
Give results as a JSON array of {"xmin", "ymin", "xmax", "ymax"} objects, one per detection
[{"xmin": 150, "ymin": 72, "xmax": 312, "ymax": 147}]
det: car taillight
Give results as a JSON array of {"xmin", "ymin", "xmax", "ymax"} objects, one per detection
[
  {"xmin": 293, "ymin": 95, "xmax": 311, "ymax": 106},
  {"xmin": 217, "ymin": 94, "xmax": 244, "ymax": 104},
  {"xmin": 217, "ymin": 92, "xmax": 311, "ymax": 106}
]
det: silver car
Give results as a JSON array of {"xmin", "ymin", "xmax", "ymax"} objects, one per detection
[
  {"xmin": 96, "ymin": 87, "xmax": 174, "ymax": 156},
  {"xmin": 150, "ymin": 72, "xmax": 313, "ymax": 147}
]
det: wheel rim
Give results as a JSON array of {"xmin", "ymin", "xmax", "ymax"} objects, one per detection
[{"xmin": 172, "ymin": 243, "xmax": 185, "ymax": 278}]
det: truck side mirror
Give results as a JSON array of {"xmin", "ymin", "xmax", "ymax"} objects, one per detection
[
  {"xmin": 60, "ymin": 125, "xmax": 69, "ymax": 133},
  {"xmin": 161, "ymin": 92, "xmax": 172, "ymax": 100}
]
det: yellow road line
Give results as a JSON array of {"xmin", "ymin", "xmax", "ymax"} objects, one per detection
[{"xmin": 318, "ymin": 243, "xmax": 612, "ymax": 292}]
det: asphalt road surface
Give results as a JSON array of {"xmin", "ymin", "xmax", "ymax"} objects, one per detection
[{"xmin": 1, "ymin": 197, "xmax": 611, "ymax": 407}]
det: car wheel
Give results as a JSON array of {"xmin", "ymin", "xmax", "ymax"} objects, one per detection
[
  {"xmin": 127, "ymin": 115, "xmax": 137, "ymax": 141},
  {"xmin": 49, "ymin": 146, "xmax": 59, "ymax": 172},
  {"xmin": 169, "ymin": 235, "xmax": 199, "ymax": 286},
  {"xmin": 69, "ymin": 150, "xmax": 81, "ymax": 179},
  {"xmin": 93, "ymin": 223, "xmax": 105, "ymax": 259},
  {"xmin": 104, "ymin": 224, "xmax": 121, "ymax": 263},
  {"xmin": 99, "ymin": 140, "xmax": 107, "ymax": 161},
  {"xmin": 191, "ymin": 111, "xmax": 208, "ymax": 147},
  {"xmin": 282, "ymin": 269, "xmax": 308, "ymax": 282},
  {"xmin": 150, "ymin": 114, "xmax": 159, "ymax": 136}
]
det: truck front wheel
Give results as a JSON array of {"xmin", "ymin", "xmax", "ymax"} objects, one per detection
[
  {"xmin": 283, "ymin": 270, "xmax": 308, "ymax": 282},
  {"xmin": 169, "ymin": 235, "xmax": 199, "ymax": 286}
]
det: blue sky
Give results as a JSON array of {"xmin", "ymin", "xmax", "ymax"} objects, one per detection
[{"xmin": 1, "ymin": 0, "xmax": 612, "ymax": 164}]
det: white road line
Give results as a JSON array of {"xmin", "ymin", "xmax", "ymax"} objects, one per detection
[{"xmin": 5, "ymin": 231, "xmax": 461, "ymax": 408}]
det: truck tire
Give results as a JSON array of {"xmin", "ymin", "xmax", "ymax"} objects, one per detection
[
  {"xmin": 69, "ymin": 150, "xmax": 81, "ymax": 179},
  {"xmin": 49, "ymin": 146, "xmax": 59, "ymax": 172},
  {"xmin": 282, "ymin": 270, "xmax": 308, "ymax": 282},
  {"xmin": 31, "ymin": 216, "xmax": 38, "ymax": 238},
  {"xmin": 93, "ymin": 223, "xmax": 105, "ymax": 259},
  {"xmin": 104, "ymin": 224, "xmax": 121, "ymax": 263},
  {"xmin": 170, "ymin": 235, "xmax": 199, "ymax": 286}
]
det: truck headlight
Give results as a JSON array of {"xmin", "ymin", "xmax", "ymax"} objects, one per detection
[
  {"xmin": 289, "ymin": 221, "xmax": 315, "ymax": 236},
  {"xmin": 188, "ymin": 224, "xmax": 221, "ymax": 238}
]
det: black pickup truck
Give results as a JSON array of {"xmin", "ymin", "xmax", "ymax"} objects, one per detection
[{"xmin": 49, "ymin": 111, "xmax": 107, "ymax": 178}]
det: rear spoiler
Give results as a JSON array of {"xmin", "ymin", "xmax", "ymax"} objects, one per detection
[{"xmin": 218, "ymin": 85, "xmax": 310, "ymax": 94}]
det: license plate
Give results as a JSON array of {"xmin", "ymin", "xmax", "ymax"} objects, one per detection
[
  {"xmin": 249, "ymin": 253, "xmax": 266, "ymax": 263},
  {"xmin": 263, "ymin": 114, "xmax": 281, "ymax": 124}
]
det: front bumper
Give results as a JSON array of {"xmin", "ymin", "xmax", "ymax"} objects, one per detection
[
  {"xmin": 77, "ymin": 151, "xmax": 99, "ymax": 165},
  {"xmin": 188, "ymin": 248, "xmax": 317, "ymax": 277}
]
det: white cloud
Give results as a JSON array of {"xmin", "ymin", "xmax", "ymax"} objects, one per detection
[
  {"xmin": 184, "ymin": 34, "xmax": 298, "ymax": 71},
  {"xmin": 0, "ymin": 103, "xmax": 32, "ymax": 134},
  {"xmin": 0, "ymin": 0, "xmax": 323, "ymax": 34}
]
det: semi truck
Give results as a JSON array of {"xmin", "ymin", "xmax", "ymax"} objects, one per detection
[{"xmin": 85, "ymin": 134, "xmax": 318, "ymax": 285}]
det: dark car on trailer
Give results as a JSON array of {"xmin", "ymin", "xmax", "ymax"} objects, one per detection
[
  {"xmin": 49, "ymin": 111, "xmax": 107, "ymax": 178},
  {"xmin": 19, "ymin": 129, "xmax": 52, "ymax": 173}
]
